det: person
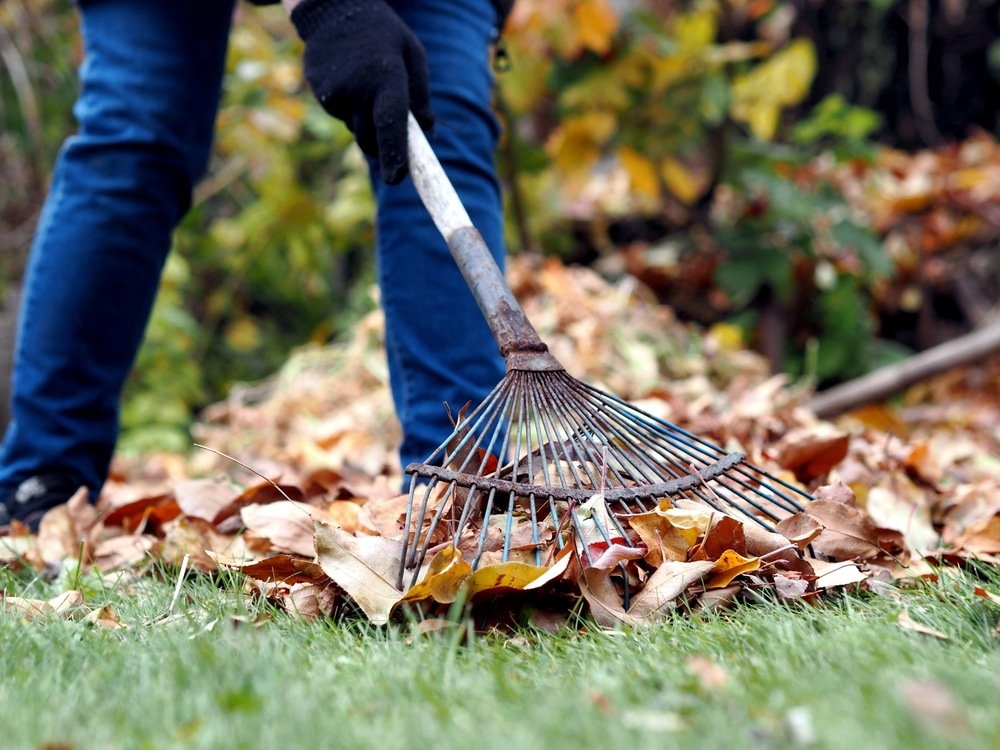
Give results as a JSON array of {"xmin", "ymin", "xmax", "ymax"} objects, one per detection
[{"xmin": 0, "ymin": 0, "xmax": 513, "ymax": 529}]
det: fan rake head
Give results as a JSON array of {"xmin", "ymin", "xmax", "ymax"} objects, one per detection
[{"xmin": 397, "ymin": 366, "xmax": 811, "ymax": 591}]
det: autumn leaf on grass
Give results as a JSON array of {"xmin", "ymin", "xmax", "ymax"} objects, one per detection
[
  {"xmin": 313, "ymin": 520, "xmax": 402, "ymax": 625},
  {"xmin": 897, "ymin": 608, "xmax": 949, "ymax": 640},
  {"xmin": 240, "ymin": 501, "xmax": 322, "ymax": 558},
  {"xmin": 866, "ymin": 473, "xmax": 938, "ymax": 554},
  {"xmin": 398, "ymin": 546, "xmax": 472, "ymax": 606},
  {"xmin": 212, "ymin": 553, "xmax": 327, "ymax": 585},
  {"xmin": 627, "ymin": 560, "xmax": 717, "ymax": 621},
  {"xmin": 778, "ymin": 499, "xmax": 882, "ymax": 561},
  {"xmin": 810, "ymin": 559, "xmax": 870, "ymax": 590},
  {"xmin": 627, "ymin": 505, "xmax": 708, "ymax": 567},
  {"xmin": 37, "ymin": 487, "xmax": 97, "ymax": 566},
  {"xmin": 578, "ymin": 566, "xmax": 642, "ymax": 628},
  {"xmin": 705, "ymin": 549, "xmax": 759, "ymax": 589},
  {"xmin": 173, "ymin": 479, "xmax": 237, "ymax": 522}
]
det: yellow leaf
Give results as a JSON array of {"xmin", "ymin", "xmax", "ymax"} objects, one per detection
[
  {"xmin": 545, "ymin": 110, "xmax": 617, "ymax": 176},
  {"xmin": 674, "ymin": 10, "xmax": 718, "ymax": 56},
  {"xmin": 571, "ymin": 0, "xmax": 619, "ymax": 56},
  {"xmin": 225, "ymin": 317, "xmax": 261, "ymax": 352},
  {"xmin": 705, "ymin": 549, "xmax": 759, "ymax": 589},
  {"xmin": 399, "ymin": 546, "xmax": 472, "ymax": 604},
  {"xmin": 731, "ymin": 38, "xmax": 817, "ymax": 141},
  {"xmin": 618, "ymin": 146, "xmax": 660, "ymax": 198},
  {"xmin": 660, "ymin": 156, "xmax": 700, "ymax": 204},
  {"xmin": 708, "ymin": 322, "xmax": 745, "ymax": 351},
  {"xmin": 463, "ymin": 561, "xmax": 549, "ymax": 597},
  {"xmin": 628, "ymin": 506, "xmax": 706, "ymax": 566}
]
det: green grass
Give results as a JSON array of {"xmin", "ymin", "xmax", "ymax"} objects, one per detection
[{"xmin": 1, "ymin": 564, "xmax": 999, "ymax": 750}]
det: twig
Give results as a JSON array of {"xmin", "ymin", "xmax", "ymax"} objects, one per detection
[{"xmin": 192, "ymin": 442, "xmax": 294, "ymax": 503}]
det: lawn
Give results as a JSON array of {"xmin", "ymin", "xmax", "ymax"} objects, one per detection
[{"xmin": 2, "ymin": 563, "xmax": 998, "ymax": 750}]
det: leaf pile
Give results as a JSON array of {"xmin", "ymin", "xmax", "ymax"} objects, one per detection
[{"xmin": 4, "ymin": 254, "xmax": 1000, "ymax": 629}]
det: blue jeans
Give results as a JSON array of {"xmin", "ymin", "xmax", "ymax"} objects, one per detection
[{"xmin": 0, "ymin": 0, "xmax": 506, "ymax": 498}]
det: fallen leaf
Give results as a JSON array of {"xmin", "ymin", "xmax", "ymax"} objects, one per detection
[
  {"xmin": 173, "ymin": 479, "xmax": 236, "ymax": 521},
  {"xmin": 578, "ymin": 566, "xmax": 642, "ymax": 628},
  {"xmin": 897, "ymin": 607, "xmax": 949, "ymax": 640},
  {"xmin": 810, "ymin": 559, "xmax": 871, "ymax": 589},
  {"xmin": 628, "ymin": 560, "xmax": 716, "ymax": 619},
  {"xmin": 240, "ymin": 501, "xmax": 321, "ymax": 557},
  {"xmin": 773, "ymin": 573, "xmax": 810, "ymax": 599},
  {"xmin": 399, "ymin": 546, "xmax": 472, "ymax": 605},
  {"xmin": 798, "ymin": 500, "xmax": 882, "ymax": 560},
  {"xmin": 686, "ymin": 655, "xmax": 730, "ymax": 689},
  {"xmin": 705, "ymin": 549, "xmax": 759, "ymax": 588},
  {"xmin": 313, "ymin": 520, "xmax": 402, "ymax": 625}
]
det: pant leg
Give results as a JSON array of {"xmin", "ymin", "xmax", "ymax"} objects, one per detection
[
  {"xmin": 0, "ymin": 0, "xmax": 236, "ymax": 497},
  {"xmin": 375, "ymin": 0, "xmax": 507, "ymax": 471}
]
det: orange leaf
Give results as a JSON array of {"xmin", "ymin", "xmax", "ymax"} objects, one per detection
[{"xmin": 571, "ymin": 0, "xmax": 619, "ymax": 56}]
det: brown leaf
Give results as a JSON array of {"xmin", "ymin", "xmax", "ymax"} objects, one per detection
[
  {"xmin": 867, "ymin": 474, "xmax": 938, "ymax": 554},
  {"xmin": 775, "ymin": 513, "xmax": 824, "ymax": 549},
  {"xmin": 313, "ymin": 520, "xmax": 402, "ymax": 625},
  {"xmin": 92, "ymin": 534, "xmax": 156, "ymax": 572},
  {"xmin": 282, "ymin": 581, "xmax": 338, "ymax": 619},
  {"xmin": 240, "ymin": 501, "xmax": 320, "ymax": 557},
  {"xmin": 221, "ymin": 553, "xmax": 326, "ymax": 584},
  {"xmin": 211, "ymin": 482, "xmax": 306, "ymax": 527},
  {"xmin": 3, "ymin": 596, "xmax": 54, "ymax": 621},
  {"xmin": 699, "ymin": 516, "xmax": 747, "ymax": 559},
  {"xmin": 36, "ymin": 487, "xmax": 95, "ymax": 566},
  {"xmin": 773, "ymin": 573, "xmax": 809, "ymax": 599},
  {"xmin": 628, "ymin": 560, "xmax": 716, "ymax": 619},
  {"xmin": 813, "ymin": 480, "xmax": 858, "ymax": 506},
  {"xmin": 953, "ymin": 516, "xmax": 1000, "ymax": 555},
  {"xmin": 686, "ymin": 655, "xmax": 729, "ymax": 689},
  {"xmin": 83, "ymin": 604, "xmax": 124, "ymax": 629},
  {"xmin": 897, "ymin": 607, "xmax": 949, "ymax": 640},
  {"xmin": 774, "ymin": 425, "xmax": 849, "ymax": 480},
  {"xmin": 578, "ymin": 567, "xmax": 642, "ymax": 628},
  {"xmin": 100, "ymin": 494, "xmax": 180, "ymax": 534},
  {"xmin": 799, "ymin": 500, "xmax": 882, "ymax": 560},
  {"xmin": 173, "ymin": 479, "xmax": 236, "ymax": 521}
]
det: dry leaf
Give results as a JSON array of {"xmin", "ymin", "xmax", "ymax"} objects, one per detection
[
  {"xmin": 578, "ymin": 567, "xmax": 642, "ymax": 628},
  {"xmin": 897, "ymin": 608, "xmax": 949, "ymax": 640},
  {"xmin": 173, "ymin": 479, "xmax": 236, "ymax": 521},
  {"xmin": 313, "ymin": 520, "xmax": 402, "ymax": 625},
  {"xmin": 240, "ymin": 501, "xmax": 321, "ymax": 557},
  {"xmin": 399, "ymin": 546, "xmax": 472, "ymax": 605},
  {"xmin": 799, "ymin": 500, "xmax": 882, "ymax": 560},
  {"xmin": 705, "ymin": 549, "xmax": 759, "ymax": 589},
  {"xmin": 810, "ymin": 559, "xmax": 871, "ymax": 589},
  {"xmin": 686, "ymin": 655, "xmax": 729, "ymax": 689},
  {"xmin": 628, "ymin": 560, "xmax": 717, "ymax": 619}
]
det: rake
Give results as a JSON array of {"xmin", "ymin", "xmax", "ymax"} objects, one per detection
[{"xmin": 397, "ymin": 114, "xmax": 813, "ymax": 591}]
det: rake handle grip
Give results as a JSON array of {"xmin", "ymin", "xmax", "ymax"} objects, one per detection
[{"xmin": 406, "ymin": 113, "xmax": 560, "ymax": 367}]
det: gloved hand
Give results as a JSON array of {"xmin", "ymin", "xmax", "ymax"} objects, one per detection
[{"xmin": 290, "ymin": 0, "xmax": 435, "ymax": 185}]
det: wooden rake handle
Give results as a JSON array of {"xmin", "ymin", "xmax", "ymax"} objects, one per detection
[{"xmin": 405, "ymin": 113, "xmax": 559, "ymax": 368}]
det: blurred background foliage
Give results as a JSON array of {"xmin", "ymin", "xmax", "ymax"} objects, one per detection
[{"xmin": 2, "ymin": 0, "xmax": 1000, "ymax": 451}]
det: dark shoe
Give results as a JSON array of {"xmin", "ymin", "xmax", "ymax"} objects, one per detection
[{"xmin": 1, "ymin": 472, "xmax": 85, "ymax": 531}]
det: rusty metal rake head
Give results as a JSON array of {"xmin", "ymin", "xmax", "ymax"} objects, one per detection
[{"xmin": 397, "ymin": 115, "xmax": 812, "ymax": 590}]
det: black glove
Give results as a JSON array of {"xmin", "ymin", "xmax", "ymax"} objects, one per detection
[{"xmin": 291, "ymin": 0, "xmax": 434, "ymax": 185}]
